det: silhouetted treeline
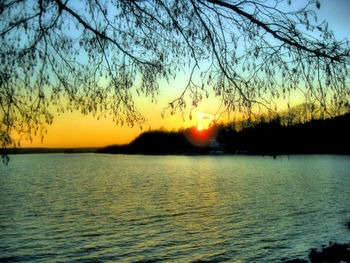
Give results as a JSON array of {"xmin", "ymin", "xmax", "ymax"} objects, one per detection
[
  {"xmin": 98, "ymin": 113, "xmax": 350, "ymax": 155},
  {"xmin": 218, "ymin": 113, "xmax": 350, "ymax": 155}
]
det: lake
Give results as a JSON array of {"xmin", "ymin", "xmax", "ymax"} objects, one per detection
[{"xmin": 1, "ymin": 154, "xmax": 350, "ymax": 262}]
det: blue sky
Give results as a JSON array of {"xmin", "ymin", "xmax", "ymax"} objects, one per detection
[{"xmin": 319, "ymin": 0, "xmax": 350, "ymax": 39}]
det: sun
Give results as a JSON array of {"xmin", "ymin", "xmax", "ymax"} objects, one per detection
[{"xmin": 197, "ymin": 125, "xmax": 203, "ymax": 131}]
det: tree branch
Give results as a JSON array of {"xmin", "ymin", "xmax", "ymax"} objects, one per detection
[
  {"xmin": 204, "ymin": 0, "xmax": 344, "ymax": 62},
  {"xmin": 53, "ymin": 0, "xmax": 158, "ymax": 68}
]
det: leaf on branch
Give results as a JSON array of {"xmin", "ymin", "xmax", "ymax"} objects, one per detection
[{"xmin": 316, "ymin": 1, "xmax": 321, "ymax": 9}]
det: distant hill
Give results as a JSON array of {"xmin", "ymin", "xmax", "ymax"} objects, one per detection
[
  {"xmin": 2, "ymin": 147, "xmax": 99, "ymax": 155},
  {"xmin": 98, "ymin": 113, "xmax": 350, "ymax": 156}
]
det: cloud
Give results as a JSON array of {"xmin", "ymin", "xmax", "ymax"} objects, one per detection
[{"xmin": 198, "ymin": 112, "xmax": 214, "ymax": 121}]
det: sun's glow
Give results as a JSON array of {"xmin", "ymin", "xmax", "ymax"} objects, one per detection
[
  {"xmin": 197, "ymin": 125, "xmax": 203, "ymax": 131},
  {"xmin": 185, "ymin": 125, "xmax": 219, "ymax": 147}
]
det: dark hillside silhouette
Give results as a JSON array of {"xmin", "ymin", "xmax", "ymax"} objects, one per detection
[{"xmin": 97, "ymin": 130, "xmax": 213, "ymax": 155}]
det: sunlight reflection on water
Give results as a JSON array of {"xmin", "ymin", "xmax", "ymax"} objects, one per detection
[{"xmin": 1, "ymin": 154, "xmax": 350, "ymax": 262}]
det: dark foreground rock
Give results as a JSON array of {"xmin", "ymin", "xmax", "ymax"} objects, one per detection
[{"xmin": 283, "ymin": 243, "xmax": 350, "ymax": 263}]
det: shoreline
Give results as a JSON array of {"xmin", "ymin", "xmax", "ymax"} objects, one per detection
[{"xmin": 2, "ymin": 147, "xmax": 350, "ymax": 157}]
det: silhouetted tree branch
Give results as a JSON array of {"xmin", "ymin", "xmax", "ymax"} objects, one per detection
[{"xmin": 1, "ymin": 0, "xmax": 350, "ymax": 162}]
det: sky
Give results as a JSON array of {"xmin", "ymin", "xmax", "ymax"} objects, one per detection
[{"xmin": 20, "ymin": 0, "xmax": 350, "ymax": 148}]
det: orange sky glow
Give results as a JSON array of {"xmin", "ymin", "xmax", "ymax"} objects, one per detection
[{"xmin": 19, "ymin": 84, "xmax": 227, "ymax": 148}]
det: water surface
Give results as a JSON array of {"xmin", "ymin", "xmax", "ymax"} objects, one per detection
[{"xmin": 1, "ymin": 154, "xmax": 350, "ymax": 262}]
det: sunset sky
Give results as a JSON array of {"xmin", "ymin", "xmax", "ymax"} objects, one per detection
[{"xmin": 20, "ymin": 0, "xmax": 350, "ymax": 148}]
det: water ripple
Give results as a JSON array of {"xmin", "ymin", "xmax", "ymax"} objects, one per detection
[{"xmin": 1, "ymin": 154, "xmax": 350, "ymax": 262}]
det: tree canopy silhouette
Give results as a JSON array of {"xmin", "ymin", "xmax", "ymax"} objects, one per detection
[{"xmin": 1, "ymin": 0, "xmax": 350, "ymax": 159}]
